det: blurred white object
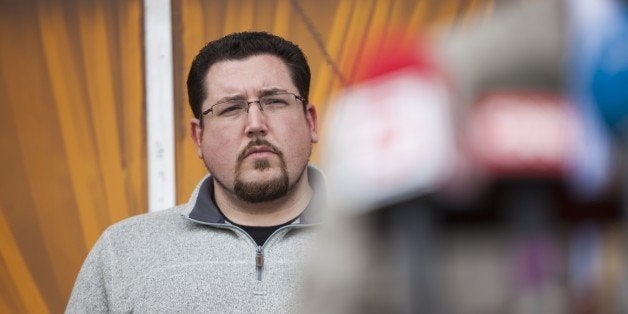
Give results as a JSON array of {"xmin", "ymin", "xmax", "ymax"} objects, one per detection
[{"xmin": 323, "ymin": 68, "xmax": 457, "ymax": 213}]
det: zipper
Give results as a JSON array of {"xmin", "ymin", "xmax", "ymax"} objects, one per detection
[
  {"xmin": 184, "ymin": 215, "xmax": 319, "ymax": 282},
  {"xmin": 254, "ymin": 224, "xmax": 310, "ymax": 281},
  {"xmin": 256, "ymin": 245, "xmax": 264, "ymax": 281}
]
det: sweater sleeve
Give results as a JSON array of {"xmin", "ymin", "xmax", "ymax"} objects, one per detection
[{"xmin": 65, "ymin": 230, "xmax": 115, "ymax": 313}]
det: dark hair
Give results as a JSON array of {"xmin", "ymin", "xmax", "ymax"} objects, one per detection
[{"xmin": 187, "ymin": 31, "xmax": 311, "ymax": 119}]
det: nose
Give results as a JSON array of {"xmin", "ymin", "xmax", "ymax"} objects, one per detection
[{"xmin": 244, "ymin": 101, "xmax": 268, "ymax": 137}]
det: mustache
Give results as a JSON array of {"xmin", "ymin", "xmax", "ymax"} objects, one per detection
[{"xmin": 236, "ymin": 138, "xmax": 284, "ymax": 163}]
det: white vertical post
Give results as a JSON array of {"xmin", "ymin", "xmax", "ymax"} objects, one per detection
[{"xmin": 144, "ymin": 0, "xmax": 176, "ymax": 212}]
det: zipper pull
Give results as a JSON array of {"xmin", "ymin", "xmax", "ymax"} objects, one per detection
[
  {"xmin": 256, "ymin": 246, "xmax": 264, "ymax": 269},
  {"xmin": 256, "ymin": 246, "xmax": 264, "ymax": 281}
]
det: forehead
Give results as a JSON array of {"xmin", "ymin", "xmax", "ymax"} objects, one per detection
[{"xmin": 203, "ymin": 54, "xmax": 295, "ymax": 102}]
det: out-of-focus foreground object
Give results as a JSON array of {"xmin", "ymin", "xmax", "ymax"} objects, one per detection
[
  {"xmin": 322, "ymin": 31, "xmax": 458, "ymax": 214},
  {"xmin": 304, "ymin": 0, "xmax": 628, "ymax": 313}
]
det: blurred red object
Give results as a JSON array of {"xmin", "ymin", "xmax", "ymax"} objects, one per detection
[{"xmin": 466, "ymin": 92, "xmax": 579, "ymax": 179}]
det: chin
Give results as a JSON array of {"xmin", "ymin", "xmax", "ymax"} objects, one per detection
[{"xmin": 240, "ymin": 167, "xmax": 282, "ymax": 181}]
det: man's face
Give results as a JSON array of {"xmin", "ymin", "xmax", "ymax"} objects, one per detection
[{"xmin": 191, "ymin": 54, "xmax": 318, "ymax": 203}]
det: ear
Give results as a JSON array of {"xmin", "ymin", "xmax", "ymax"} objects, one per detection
[
  {"xmin": 190, "ymin": 118, "xmax": 204, "ymax": 158},
  {"xmin": 305, "ymin": 103, "xmax": 319, "ymax": 143}
]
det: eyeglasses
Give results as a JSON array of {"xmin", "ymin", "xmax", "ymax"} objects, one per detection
[{"xmin": 201, "ymin": 92, "xmax": 306, "ymax": 119}]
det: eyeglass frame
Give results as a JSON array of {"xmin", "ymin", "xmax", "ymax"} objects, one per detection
[{"xmin": 200, "ymin": 92, "xmax": 307, "ymax": 119}]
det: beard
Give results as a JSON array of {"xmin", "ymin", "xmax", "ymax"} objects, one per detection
[{"xmin": 233, "ymin": 139, "xmax": 290, "ymax": 203}]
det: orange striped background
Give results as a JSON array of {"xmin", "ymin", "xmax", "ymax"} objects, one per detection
[{"xmin": 1, "ymin": 0, "xmax": 494, "ymax": 312}]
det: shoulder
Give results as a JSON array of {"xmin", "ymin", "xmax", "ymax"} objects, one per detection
[
  {"xmin": 109, "ymin": 205, "xmax": 183, "ymax": 229},
  {"xmin": 99, "ymin": 205, "xmax": 194, "ymax": 244}
]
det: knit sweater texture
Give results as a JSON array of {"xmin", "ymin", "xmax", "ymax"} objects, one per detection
[{"xmin": 66, "ymin": 166, "xmax": 325, "ymax": 313}]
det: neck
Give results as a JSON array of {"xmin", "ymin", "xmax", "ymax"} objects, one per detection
[{"xmin": 214, "ymin": 171, "xmax": 313, "ymax": 226}]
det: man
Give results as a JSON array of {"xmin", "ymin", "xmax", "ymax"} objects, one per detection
[{"xmin": 67, "ymin": 31, "xmax": 323, "ymax": 312}]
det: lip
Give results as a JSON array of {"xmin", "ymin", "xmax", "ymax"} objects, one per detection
[{"xmin": 244, "ymin": 145, "xmax": 276, "ymax": 158}]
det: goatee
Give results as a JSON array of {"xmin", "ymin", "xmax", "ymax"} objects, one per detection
[{"xmin": 233, "ymin": 139, "xmax": 289, "ymax": 203}]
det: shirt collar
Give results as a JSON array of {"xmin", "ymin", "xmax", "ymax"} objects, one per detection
[{"xmin": 185, "ymin": 165, "xmax": 326, "ymax": 225}]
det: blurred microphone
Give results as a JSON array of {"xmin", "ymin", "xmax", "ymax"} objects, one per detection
[
  {"xmin": 569, "ymin": 0, "xmax": 628, "ymax": 138},
  {"xmin": 308, "ymin": 31, "xmax": 460, "ymax": 313},
  {"xmin": 436, "ymin": 0, "xmax": 625, "ymax": 200},
  {"xmin": 322, "ymin": 31, "xmax": 459, "ymax": 213},
  {"xmin": 307, "ymin": 1, "xmax": 628, "ymax": 313}
]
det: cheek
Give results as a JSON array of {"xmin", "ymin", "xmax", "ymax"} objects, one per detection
[
  {"xmin": 201, "ymin": 134, "xmax": 238, "ymax": 173},
  {"xmin": 277, "ymin": 119, "xmax": 313, "ymax": 167}
]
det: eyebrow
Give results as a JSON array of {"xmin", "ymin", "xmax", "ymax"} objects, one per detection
[
  {"xmin": 213, "ymin": 88, "xmax": 291, "ymax": 104},
  {"xmin": 259, "ymin": 88, "xmax": 289, "ymax": 97},
  {"xmin": 214, "ymin": 94, "xmax": 246, "ymax": 104}
]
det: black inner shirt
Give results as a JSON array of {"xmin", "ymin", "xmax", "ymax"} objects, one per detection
[
  {"xmin": 211, "ymin": 192, "xmax": 301, "ymax": 246},
  {"xmin": 226, "ymin": 217, "xmax": 299, "ymax": 246}
]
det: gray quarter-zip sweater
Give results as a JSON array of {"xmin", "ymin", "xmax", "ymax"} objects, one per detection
[{"xmin": 66, "ymin": 166, "xmax": 325, "ymax": 313}]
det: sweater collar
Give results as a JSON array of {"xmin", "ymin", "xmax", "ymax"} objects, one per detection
[{"xmin": 184, "ymin": 165, "xmax": 326, "ymax": 225}]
